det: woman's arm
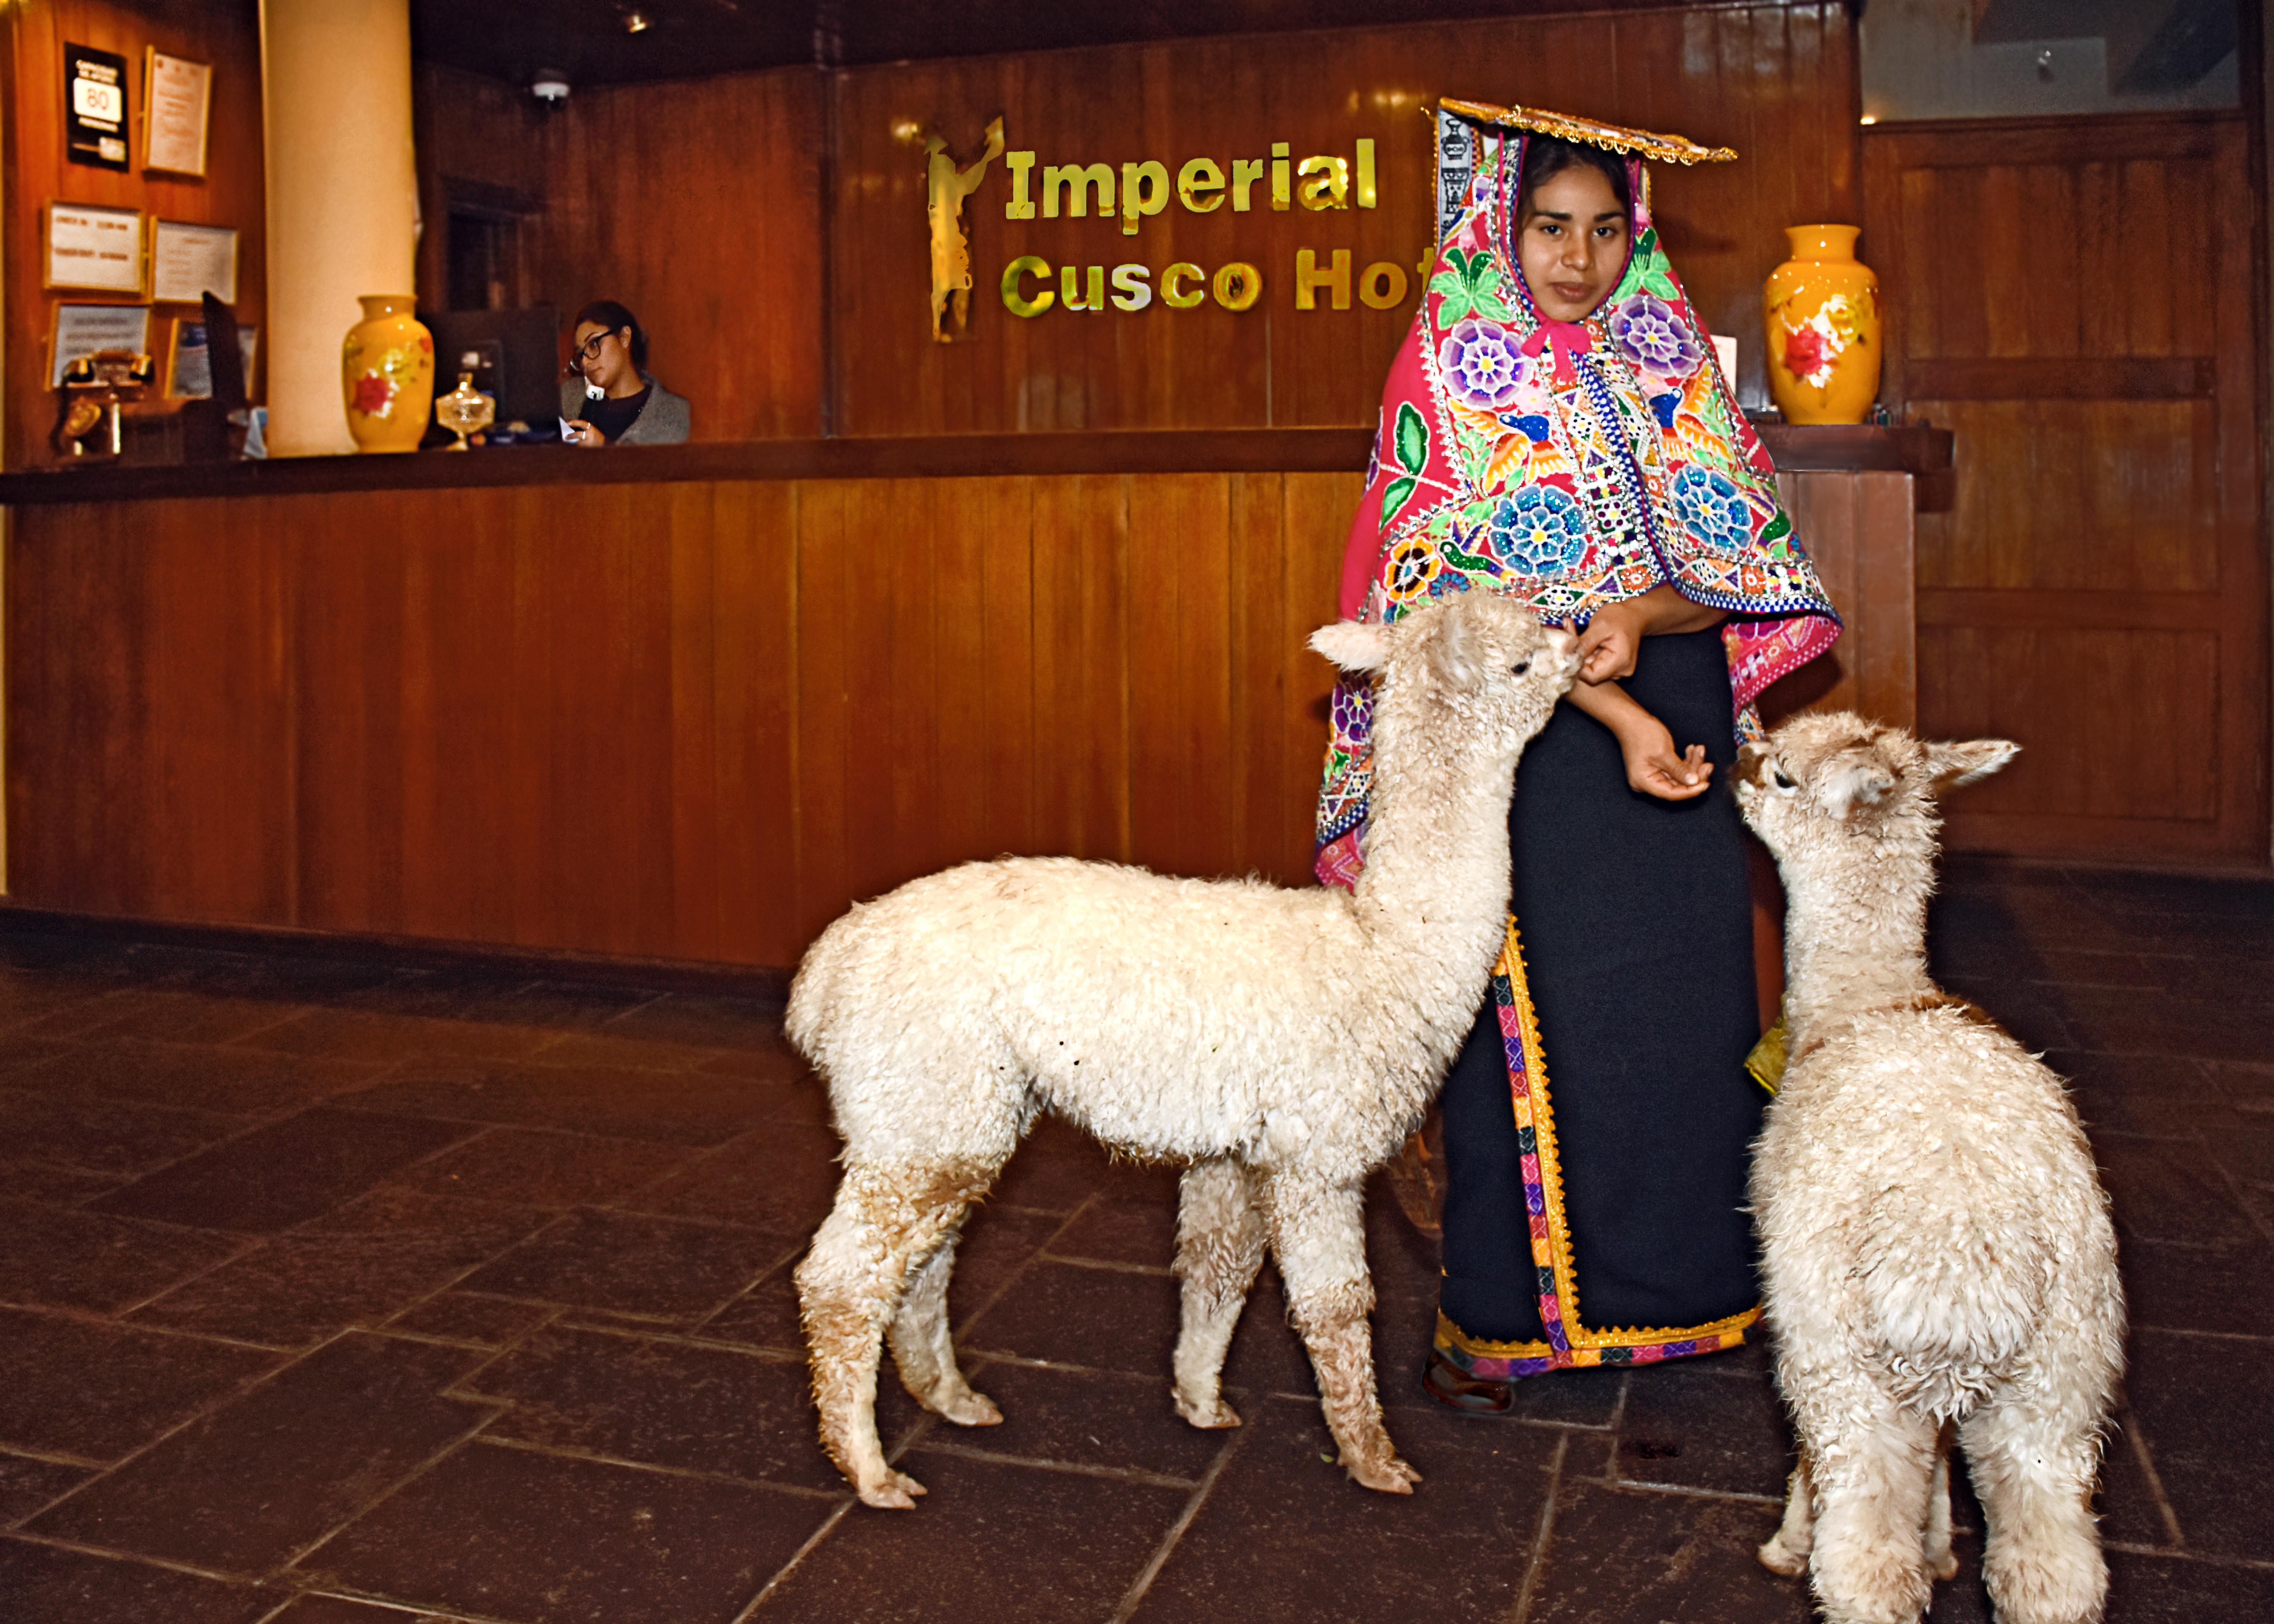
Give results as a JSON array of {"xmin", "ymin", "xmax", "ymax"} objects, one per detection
[
  {"xmin": 1573, "ymin": 583, "xmax": 1727, "ymax": 685},
  {"xmin": 1565, "ymin": 677, "xmax": 1714, "ymax": 800}
]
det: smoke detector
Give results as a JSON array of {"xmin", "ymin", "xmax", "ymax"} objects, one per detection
[{"xmin": 531, "ymin": 69, "xmax": 570, "ymax": 104}]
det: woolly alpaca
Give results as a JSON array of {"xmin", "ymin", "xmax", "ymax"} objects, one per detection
[
  {"xmin": 787, "ymin": 593, "xmax": 1578, "ymax": 1507},
  {"xmin": 1735, "ymin": 713, "xmax": 2125, "ymax": 1624}
]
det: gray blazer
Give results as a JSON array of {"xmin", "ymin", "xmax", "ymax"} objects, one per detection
[{"xmin": 560, "ymin": 376, "xmax": 691, "ymax": 445}]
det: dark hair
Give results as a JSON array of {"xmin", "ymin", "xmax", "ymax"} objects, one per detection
[
  {"xmin": 574, "ymin": 299, "xmax": 648, "ymax": 372},
  {"xmin": 1516, "ymin": 134, "xmax": 1632, "ymax": 222}
]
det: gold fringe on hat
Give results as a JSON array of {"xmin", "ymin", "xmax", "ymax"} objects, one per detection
[{"xmin": 1437, "ymin": 98, "xmax": 1738, "ymax": 165}]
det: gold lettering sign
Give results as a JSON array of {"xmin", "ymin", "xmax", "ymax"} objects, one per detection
[{"xmin": 927, "ymin": 117, "xmax": 1005, "ymax": 343}]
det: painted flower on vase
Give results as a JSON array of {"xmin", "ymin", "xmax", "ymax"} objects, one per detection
[
  {"xmin": 1608, "ymin": 292, "xmax": 1705, "ymax": 378},
  {"xmin": 1670, "ymin": 465, "xmax": 1756, "ymax": 552},
  {"xmin": 351, "ymin": 373, "xmax": 396, "ymax": 417},
  {"xmin": 1487, "ymin": 485, "xmax": 1590, "ymax": 576},
  {"xmin": 1437, "ymin": 319, "xmax": 1530, "ymax": 411}
]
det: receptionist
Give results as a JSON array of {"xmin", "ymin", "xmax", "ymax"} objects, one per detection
[{"xmin": 560, "ymin": 300, "xmax": 691, "ymax": 446}]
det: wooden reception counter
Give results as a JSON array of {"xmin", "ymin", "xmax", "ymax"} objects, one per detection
[{"xmin": 0, "ymin": 424, "xmax": 1947, "ymax": 974}]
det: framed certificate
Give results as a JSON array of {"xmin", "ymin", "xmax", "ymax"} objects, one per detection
[
  {"xmin": 163, "ymin": 317, "xmax": 258, "ymax": 399},
  {"xmin": 150, "ymin": 220, "xmax": 238, "ymax": 304},
  {"xmin": 65, "ymin": 43, "xmax": 130, "ymax": 170},
  {"xmin": 143, "ymin": 51, "xmax": 213, "ymax": 177},
  {"xmin": 44, "ymin": 202, "xmax": 145, "ymax": 294},
  {"xmin": 51, "ymin": 303, "xmax": 152, "ymax": 387}
]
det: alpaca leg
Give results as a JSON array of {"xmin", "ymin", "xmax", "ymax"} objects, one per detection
[
  {"xmin": 1261, "ymin": 1174, "xmax": 1417, "ymax": 1494},
  {"xmin": 886, "ymin": 1225, "xmax": 1002, "ymax": 1427},
  {"xmin": 1759, "ymin": 1449, "xmax": 1818, "ymax": 1576},
  {"xmin": 797, "ymin": 1159, "xmax": 988, "ymax": 1509},
  {"xmin": 1924, "ymin": 1429, "xmax": 1959, "ymax": 1582},
  {"xmin": 1960, "ymin": 1389, "xmax": 2109, "ymax": 1624},
  {"xmin": 1172, "ymin": 1157, "xmax": 1265, "ymax": 1429},
  {"xmin": 1799, "ymin": 1384, "xmax": 1940, "ymax": 1624}
]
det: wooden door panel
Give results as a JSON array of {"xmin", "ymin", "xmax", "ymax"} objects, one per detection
[{"xmin": 1866, "ymin": 114, "xmax": 2266, "ymax": 861}]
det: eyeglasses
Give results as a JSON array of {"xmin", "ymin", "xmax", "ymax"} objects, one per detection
[{"xmin": 572, "ymin": 331, "xmax": 619, "ymax": 363}]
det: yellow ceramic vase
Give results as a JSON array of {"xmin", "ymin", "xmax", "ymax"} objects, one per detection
[
  {"xmin": 1763, "ymin": 226, "xmax": 1879, "ymax": 426},
  {"xmin": 341, "ymin": 295, "xmax": 435, "ymax": 453}
]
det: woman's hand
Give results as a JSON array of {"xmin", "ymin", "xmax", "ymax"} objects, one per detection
[
  {"xmin": 565, "ymin": 419, "xmax": 603, "ymax": 449},
  {"xmin": 1564, "ymin": 677, "xmax": 1714, "ymax": 801},
  {"xmin": 1573, "ymin": 584, "xmax": 1728, "ymax": 685}
]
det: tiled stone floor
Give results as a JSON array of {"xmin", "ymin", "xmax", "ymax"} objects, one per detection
[{"xmin": 0, "ymin": 854, "xmax": 2268, "ymax": 1623}]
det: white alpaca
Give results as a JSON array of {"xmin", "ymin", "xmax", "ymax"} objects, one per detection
[
  {"xmin": 787, "ymin": 593, "xmax": 1578, "ymax": 1507},
  {"xmin": 1736, "ymin": 713, "xmax": 2125, "ymax": 1624}
]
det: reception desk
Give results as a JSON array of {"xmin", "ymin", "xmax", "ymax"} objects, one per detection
[{"xmin": 0, "ymin": 425, "xmax": 1948, "ymax": 974}]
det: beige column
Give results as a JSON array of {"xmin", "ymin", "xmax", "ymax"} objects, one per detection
[{"xmin": 258, "ymin": 0, "xmax": 419, "ymax": 457}]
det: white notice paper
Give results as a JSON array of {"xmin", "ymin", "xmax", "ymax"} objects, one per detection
[
  {"xmin": 51, "ymin": 303, "xmax": 152, "ymax": 386},
  {"xmin": 150, "ymin": 220, "xmax": 238, "ymax": 304},
  {"xmin": 144, "ymin": 51, "xmax": 212, "ymax": 176},
  {"xmin": 45, "ymin": 203, "xmax": 144, "ymax": 294}
]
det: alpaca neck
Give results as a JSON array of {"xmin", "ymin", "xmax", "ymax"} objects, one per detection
[{"xmin": 1780, "ymin": 848, "xmax": 1937, "ymax": 1042}]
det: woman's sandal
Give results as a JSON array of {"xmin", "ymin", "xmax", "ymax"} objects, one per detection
[{"xmin": 1421, "ymin": 1346, "xmax": 1522, "ymax": 1416}]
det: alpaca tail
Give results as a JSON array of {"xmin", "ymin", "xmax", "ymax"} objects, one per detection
[
  {"xmin": 1858, "ymin": 1195, "xmax": 2050, "ymax": 1423},
  {"xmin": 785, "ymin": 905, "xmax": 866, "ymax": 1069}
]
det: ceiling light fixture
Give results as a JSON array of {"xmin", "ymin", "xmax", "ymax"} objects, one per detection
[
  {"xmin": 531, "ymin": 69, "xmax": 570, "ymax": 104},
  {"xmin": 623, "ymin": 9, "xmax": 649, "ymax": 31}
]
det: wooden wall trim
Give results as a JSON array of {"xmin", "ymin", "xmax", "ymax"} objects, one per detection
[{"xmin": 0, "ymin": 424, "xmax": 1950, "ymax": 506}]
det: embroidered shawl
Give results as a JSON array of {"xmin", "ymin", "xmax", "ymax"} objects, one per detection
[{"xmin": 1314, "ymin": 105, "xmax": 1842, "ymax": 890}]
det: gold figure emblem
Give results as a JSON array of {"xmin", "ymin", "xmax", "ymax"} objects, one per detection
[{"xmin": 926, "ymin": 115, "xmax": 1005, "ymax": 342}]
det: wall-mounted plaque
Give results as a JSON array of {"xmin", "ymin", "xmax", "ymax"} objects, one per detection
[
  {"xmin": 65, "ymin": 43, "xmax": 131, "ymax": 171},
  {"xmin": 50, "ymin": 303, "xmax": 152, "ymax": 387},
  {"xmin": 164, "ymin": 317, "xmax": 258, "ymax": 399},
  {"xmin": 143, "ymin": 51, "xmax": 213, "ymax": 176},
  {"xmin": 150, "ymin": 220, "xmax": 238, "ymax": 304},
  {"xmin": 44, "ymin": 203, "xmax": 146, "ymax": 294}
]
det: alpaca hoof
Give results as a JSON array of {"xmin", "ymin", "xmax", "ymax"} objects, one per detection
[
  {"xmin": 857, "ymin": 1470, "xmax": 928, "ymax": 1509},
  {"xmin": 1757, "ymin": 1537, "xmax": 1808, "ymax": 1578},
  {"xmin": 1930, "ymin": 1551, "xmax": 1959, "ymax": 1582},
  {"xmin": 940, "ymin": 1391, "xmax": 1003, "ymax": 1427},
  {"xmin": 1349, "ymin": 1455, "xmax": 1421, "ymax": 1493},
  {"xmin": 1173, "ymin": 1393, "xmax": 1243, "ymax": 1430}
]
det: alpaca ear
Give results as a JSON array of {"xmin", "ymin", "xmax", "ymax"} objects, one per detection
[
  {"xmin": 1819, "ymin": 754, "xmax": 1899, "ymax": 818},
  {"xmin": 1922, "ymin": 737, "xmax": 2019, "ymax": 794},
  {"xmin": 1309, "ymin": 621, "xmax": 1391, "ymax": 674},
  {"xmin": 1423, "ymin": 603, "xmax": 1481, "ymax": 691}
]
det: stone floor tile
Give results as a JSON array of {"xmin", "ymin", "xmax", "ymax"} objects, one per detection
[
  {"xmin": 0, "ymin": 1086, "xmax": 245, "ymax": 1178},
  {"xmin": 0, "ymin": 1537, "xmax": 283, "ymax": 1624},
  {"xmin": 1046, "ymin": 1190, "xmax": 1179, "ymax": 1267},
  {"xmin": 0, "ymin": 1452, "xmax": 93, "ymax": 1525},
  {"xmin": 0, "ymin": 972, "xmax": 132, "ymax": 1037},
  {"xmin": 68, "ymin": 989, "xmax": 311, "ymax": 1048},
  {"xmin": 594, "ymin": 992, "xmax": 790, "ymax": 1050},
  {"xmin": 0, "ymin": 1306, "xmax": 278, "ymax": 1461},
  {"xmin": 1220, "ymin": 1266, "xmax": 1332, "ymax": 1400},
  {"xmin": 0, "ymin": 1160, "xmax": 125, "ymax": 1205},
  {"xmin": 466, "ymin": 1323, "xmax": 843, "ymax": 1492},
  {"xmin": 298, "ymin": 1438, "xmax": 830, "ymax": 1624},
  {"xmin": 27, "ymin": 1332, "xmax": 495, "ymax": 1577},
  {"xmin": 2120, "ymin": 1331, "xmax": 2274, "ymax": 1560},
  {"xmin": 131, "ymin": 1195, "xmax": 547, "ymax": 1350},
  {"xmin": 906, "ymin": 1358, "xmax": 1228, "ymax": 1482},
  {"xmin": 519, "ymin": 1029, "xmax": 781, "ymax": 1077},
  {"xmin": 617, "ymin": 1123, "xmax": 846, "ymax": 1231},
  {"xmin": 232, "ymin": 1009, "xmax": 559, "ymax": 1065},
  {"xmin": 1129, "ymin": 1394, "xmax": 1554, "ymax": 1624},
  {"xmin": 2205, "ymin": 1058, "xmax": 2274, "ymax": 1106},
  {"xmin": 987, "ymin": 1116, "xmax": 1179, "ymax": 1213},
  {"xmin": 13, "ymin": 1041, "xmax": 386, "ymax": 1118},
  {"xmin": 694, "ymin": 1263, "xmax": 805, "ymax": 1352},
  {"xmin": 387, "ymin": 1127, "xmax": 697, "ymax": 1210},
  {"xmin": 2102, "ymin": 1547, "xmax": 2274, "ymax": 1622},
  {"xmin": 2119, "ymin": 1239, "xmax": 2274, "ymax": 1337},
  {"xmin": 384, "ymin": 1292, "xmax": 554, "ymax": 1349},
  {"xmin": 961, "ymin": 1257, "xmax": 1182, "ymax": 1376},
  {"xmin": 1521, "ymin": 1482, "xmax": 1815, "ymax": 1624},
  {"xmin": 338, "ymin": 1063, "xmax": 774, "ymax": 1147},
  {"xmin": 763, "ymin": 1450, "xmax": 1188, "ymax": 1624},
  {"xmin": 0, "ymin": 1198, "xmax": 246, "ymax": 1315},
  {"xmin": 947, "ymin": 1205, "xmax": 1070, "ymax": 1317},
  {"xmin": 90, "ymin": 1107, "xmax": 478, "ymax": 1234},
  {"xmin": 1608, "ymin": 1356, "xmax": 1797, "ymax": 1499},
  {"xmin": 456, "ymin": 1208, "xmax": 801, "ymax": 1321},
  {"xmin": 2092, "ymin": 1133, "xmax": 2262, "ymax": 1248},
  {"xmin": 262, "ymin": 1595, "xmax": 455, "ymax": 1623}
]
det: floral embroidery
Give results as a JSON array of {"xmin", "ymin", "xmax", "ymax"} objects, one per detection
[
  {"xmin": 1488, "ymin": 487, "xmax": 1588, "ymax": 574},
  {"xmin": 1437, "ymin": 320, "xmax": 1530, "ymax": 411},
  {"xmin": 1608, "ymin": 291, "xmax": 1704, "ymax": 378},
  {"xmin": 1669, "ymin": 466, "xmax": 1754, "ymax": 552},
  {"xmin": 1428, "ymin": 245, "xmax": 1516, "ymax": 325}
]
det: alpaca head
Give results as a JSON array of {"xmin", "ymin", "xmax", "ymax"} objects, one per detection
[
  {"xmin": 1309, "ymin": 593, "xmax": 1580, "ymax": 769},
  {"xmin": 1735, "ymin": 711, "xmax": 2018, "ymax": 877}
]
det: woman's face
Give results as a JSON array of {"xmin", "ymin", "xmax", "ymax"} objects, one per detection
[
  {"xmin": 1516, "ymin": 164, "xmax": 1630, "ymax": 323},
  {"xmin": 573, "ymin": 323, "xmax": 636, "ymax": 392}
]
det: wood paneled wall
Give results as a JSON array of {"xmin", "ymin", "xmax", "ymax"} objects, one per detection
[
  {"xmin": 2, "ymin": 0, "xmax": 268, "ymax": 469},
  {"xmin": 4, "ymin": 471, "xmax": 1352, "ymax": 966},
  {"xmin": 5, "ymin": 454, "xmax": 1926, "ymax": 968},
  {"xmin": 411, "ymin": 2, "xmax": 1855, "ymax": 440},
  {"xmin": 831, "ymin": 2, "xmax": 1858, "ymax": 434},
  {"xmin": 1866, "ymin": 114, "xmax": 2268, "ymax": 861}
]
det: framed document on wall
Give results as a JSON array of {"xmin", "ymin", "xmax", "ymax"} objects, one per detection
[
  {"xmin": 64, "ymin": 43, "xmax": 130, "ymax": 170},
  {"xmin": 44, "ymin": 203, "xmax": 145, "ymax": 294},
  {"xmin": 51, "ymin": 303, "xmax": 152, "ymax": 387},
  {"xmin": 150, "ymin": 220, "xmax": 238, "ymax": 304},
  {"xmin": 144, "ymin": 51, "xmax": 213, "ymax": 176},
  {"xmin": 164, "ymin": 317, "xmax": 259, "ymax": 399}
]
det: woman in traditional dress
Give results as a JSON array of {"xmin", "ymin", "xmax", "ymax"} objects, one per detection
[{"xmin": 1315, "ymin": 104, "xmax": 1842, "ymax": 1409}]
